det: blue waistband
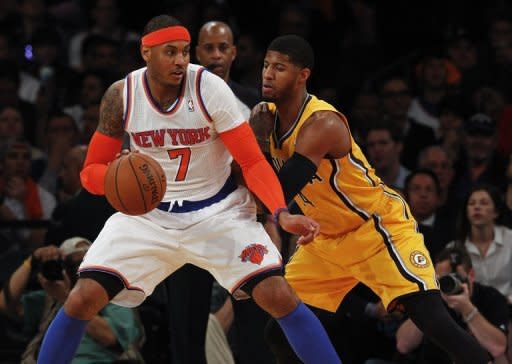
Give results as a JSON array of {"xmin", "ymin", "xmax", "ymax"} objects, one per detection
[{"xmin": 157, "ymin": 177, "xmax": 237, "ymax": 213}]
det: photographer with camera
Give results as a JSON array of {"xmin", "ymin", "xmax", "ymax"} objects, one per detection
[
  {"xmin": 0, "ymin": 237, "xmax": 143, "ymax": 363},
  {"xmin": 396, "ymin": 247, "xmax": 508, "ymax": 363}
]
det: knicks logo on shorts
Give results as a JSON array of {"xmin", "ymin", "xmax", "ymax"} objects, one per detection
[
  {"xmin": 239, "ymin": 243, "xmax": 268, "ymax": 265},
  {"xmin": 410, "ymin": 251, "xmax": 430, "ymax": 268}
]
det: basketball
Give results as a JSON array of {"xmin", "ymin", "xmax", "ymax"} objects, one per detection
[{"xmin": 104, "ymin": 152, "xmax": 167, "ymax": 215}]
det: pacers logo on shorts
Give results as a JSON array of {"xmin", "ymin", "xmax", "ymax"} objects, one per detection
[{"xmin": 410, "ymin": 251, "xmax": 430, "ymax": 268}]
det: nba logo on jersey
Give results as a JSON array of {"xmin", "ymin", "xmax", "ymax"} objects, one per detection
[{"xmin": 187, "ymin": 99, "xmax": 195, "ymax": 112}]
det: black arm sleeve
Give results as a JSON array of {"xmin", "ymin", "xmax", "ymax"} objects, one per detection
[{"xmin": 277, "ymin": 152, "xmax": 318, "ymax": 204}]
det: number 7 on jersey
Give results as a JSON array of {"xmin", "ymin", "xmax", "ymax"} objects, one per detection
[{"xmin": 167, "ymin": 148, "xmax": 191, "ymax": 181}]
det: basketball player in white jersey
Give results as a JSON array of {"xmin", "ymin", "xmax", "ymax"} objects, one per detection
[{"xmin": 37, "ymin": 15, "xmax": 342, "ymax": 364}]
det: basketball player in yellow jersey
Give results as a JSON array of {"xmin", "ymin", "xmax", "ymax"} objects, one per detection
[{"xmin": 251, "ymin": 35, "xmax": 490, "ymax": 364}]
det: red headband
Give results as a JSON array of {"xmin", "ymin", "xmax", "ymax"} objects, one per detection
[{"xmin": 141, "ymin": 26, "xmax": 191, "ymax": 47}]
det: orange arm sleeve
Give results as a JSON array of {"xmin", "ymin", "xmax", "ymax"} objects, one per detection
[
  {"xmin": 80, "ymin": 131, "xmax": 123, "ymax": 195},
  {"xmin": 220, "ymin": 122, "xmax": 286, "ymax": 214}
]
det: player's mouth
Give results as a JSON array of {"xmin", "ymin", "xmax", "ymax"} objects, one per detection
[
  {"xmin": 262, "ymin": 83, "xmax": 273, "ymax": 93},
  {"xmin": 170, "ymin": 70, "xmax": 184, "ymax": 79}
]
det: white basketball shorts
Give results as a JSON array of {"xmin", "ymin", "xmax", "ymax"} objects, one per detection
[{"xmin": 78, "ymin": 186, "xmax": 283, "ymax": 307}]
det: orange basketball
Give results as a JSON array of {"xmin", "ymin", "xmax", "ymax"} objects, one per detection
[{"xmin": 104, "ymin": 152, "xmax": 167, "ymax": 215}]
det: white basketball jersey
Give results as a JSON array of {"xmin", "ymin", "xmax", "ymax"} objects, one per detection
[{"xmin": 123, "ymin": 64, "xmax": 246, "ymax": 203}]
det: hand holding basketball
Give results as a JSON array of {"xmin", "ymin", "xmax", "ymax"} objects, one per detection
[{"xmin": 104, "ymin": 151, "xmax": 166, "ymax": 215}]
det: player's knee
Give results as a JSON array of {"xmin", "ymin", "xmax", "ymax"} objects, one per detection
[
  {"xmin": 64, "ymin": 278, "xmax": 110, "ymax": 320},
  {"xmin": 252, "ymin": 276, "xmax": 299, "ymax": 317}
]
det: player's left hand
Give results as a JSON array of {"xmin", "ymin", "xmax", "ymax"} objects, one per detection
[{"xmin": 278, "ymin": 212, "xmax": 319, "ymax": 245}]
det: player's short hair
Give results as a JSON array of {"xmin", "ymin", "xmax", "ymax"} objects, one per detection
[
  {"xmin": 267, "ymin": 35, "xmax": 314, "ymax": 70},
  {"xmin": 143, "ymin": 15, "xmax": 183, "ymax": 36}
]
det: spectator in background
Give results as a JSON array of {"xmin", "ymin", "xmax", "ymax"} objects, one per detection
[
  {"xmin": 396, "ymin": 246, "xmax": 508, "ymax": 363},
  {"xmin": 417, "ymin": 145, "xmax": 458, "ymax": 215},
  {"xmin": 408, "ymin": 51, "xmax": 453, "ymax": 133},
  {"xmin": 230, "ymin": 33, "xmax": 264, "ymax": 89},
  {"xmin": 364, "ymin": 121, "xmax": 409, "ymax": 191},
  {"xmin": 43, "ymin": 146, "xmax": 116, "ymax": 260},
  {"xmin": 15, "ymin": 0, "xmax": 55, "ymax": 52},
  {"xmin": 80, "ymin": 103, "xmax": 100, "ymax": 145},
  {"xmin": 68, "ymin": 0, "xmax": 138, "ymax": 71},
  {"xmin": 0, "ymin": 31, "xmax": 41, "ymax": 109},
  {"xmin": 57, "ymin": 145, "xmax": 86, "ymax": 204},
  {"xmin": 0, "ymin": 105, "xmax": 45, "ymax": 178},
  {"xmin": 379, "ymin": 75, "xmax": 436, "ymax": 170},
  {"xmin": 0, "ymin": 139, "xmax": 55, "ymax": 248},
  {"xmin": 38, "ymin": 112, "xmax": 79, "ymax": 197},
  {"xmin": 404, "ymin": 169, "xmax": 455, "ymax": 258},
  {"xmin": 63, "ymin": 71, "xmax": 108, "ymax": 132},
  {"xmin": 196, "ymin": 21, "xmax": 259, "ymax": 116},
  {"xmin": 25, "ymin": 26, "xmax": 74, "ymax": 106},
  {"xmin": 0, "ymin": 62, "xmax": 38, "ymax": 145},
  {"xmin": 444, "ymin": 25, "xmax": 488, "ymax": 100},
  {"xmin": 473, "ymin": 86, "xmax": 512, "ymax": 158},
  {"xmin": 348, "ymin": 90, "xmax": 380, "ymax": 144},
  {"xmin": 487, "ymin": 11, "xmax": 512, "ymax": 101},
  {"xmin": 80, "ymin": 35, "xmax": 121, "ymax": 78},
  {"xmin": 118, "ymin": 40, "xmax": 145, "ymax": 79},
  {"xmin": 449, "ymin": 184, "xmax": 512, "ymax": 304},
  {"xmin": 437, "ymin": 96, "xmax": 467, "ymax": 164},
  {"xmin": 0, "ymin": 237, "xmax": 143, "ymax": 364},
  {"xmin": 453, "ymin": 113, "xmax": 508, "ymax": 201}
]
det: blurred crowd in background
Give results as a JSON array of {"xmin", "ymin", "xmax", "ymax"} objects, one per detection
[{"xmin": 1, "ymin": 0, "xmax": 512, "ymax": 363}]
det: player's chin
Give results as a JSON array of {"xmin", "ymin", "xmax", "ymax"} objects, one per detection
[{"xmin": 261, "ymin": 92, "xmax": 276, "ymax": 102}]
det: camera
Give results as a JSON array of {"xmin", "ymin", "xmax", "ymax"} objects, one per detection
[
  {"xmin": 32, "ymin": 258, "xmax": 64, "ymax": 281},
  {"xmin": 439, "ymin": 273, "xmax": 467, "ymax": 295},
  {"xmin": 40, "ymin": 259, "xmax": 65, "ymax": 281}
]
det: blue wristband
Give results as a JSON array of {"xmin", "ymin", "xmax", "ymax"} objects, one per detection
[{"xmin": 273, "ymin": 207, "xmax": 289, "ymax": 224}]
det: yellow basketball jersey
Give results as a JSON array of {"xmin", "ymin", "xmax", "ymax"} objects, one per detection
[{"xmin": 269, "ymin": 94, "xmax": 409, "ymax": 236}]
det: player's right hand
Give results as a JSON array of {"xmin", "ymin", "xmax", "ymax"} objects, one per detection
[
  {"xmin": 249, "ymin": 102, "xmax": 274, "ymax": 152},
  {"xmin": 278, "ymin": 211, "xmax": 320, "ymax": 245}
]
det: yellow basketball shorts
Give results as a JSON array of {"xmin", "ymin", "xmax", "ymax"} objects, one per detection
[{"xmin": 285, "ymin": 201, "xmax": 439, "ymax": 312}]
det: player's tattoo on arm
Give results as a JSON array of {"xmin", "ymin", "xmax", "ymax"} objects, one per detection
[{"xmin": 97, "ymin": 80, "xmax": 125, "ymax": 138}]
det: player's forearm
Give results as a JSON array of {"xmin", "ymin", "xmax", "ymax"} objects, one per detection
[
  {"xmin": 277, "ymin": 152, "xmax": 317, "ymax": 204},
  {"xmin": 220, "ymin": 123, "xmax": 286, "ymax": 214},
  {"xmin": 396, "ymin": 319, "xmax": 424, "ymax": 354},
  {"xmin": 80, "ymin": 131, "xmax": 122, "ymax": 195},
  {"xmin": 467, "ymin": 313, "xmax": 507, "ymax": 358},
  {"xmin": 86, "ymin": 315, "xmax": 118, "ymax": 348}
]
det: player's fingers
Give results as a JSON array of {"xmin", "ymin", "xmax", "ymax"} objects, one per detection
[{"xmin": 297, "ymin": 230, "xmax": 315, "ymax": 245}]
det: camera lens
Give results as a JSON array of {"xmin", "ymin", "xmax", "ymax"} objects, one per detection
[
  {"xmin": 40, "ymin": 260, "xmax": 64, "ymax": 281},
  {"xmin": 439, "ymin": 274, "xmax": 463, "ymax": 295}
]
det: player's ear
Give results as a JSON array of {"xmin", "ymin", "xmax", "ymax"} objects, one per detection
[
  {"xmin": 299, "ymin": 68, "xmax": 311, "ymax": 84},
  {"xmin": 141, "ymin": 45, "xmax": 151, "ymax": 62}
]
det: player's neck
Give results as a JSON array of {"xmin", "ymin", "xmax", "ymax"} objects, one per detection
[
  {"xmin": 276, "ymin": 91, "xmax": 309, "ymax": 131},
  {"xmin": 145, "ymin": 71, "xmax": 181, "ymax": 110}
]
